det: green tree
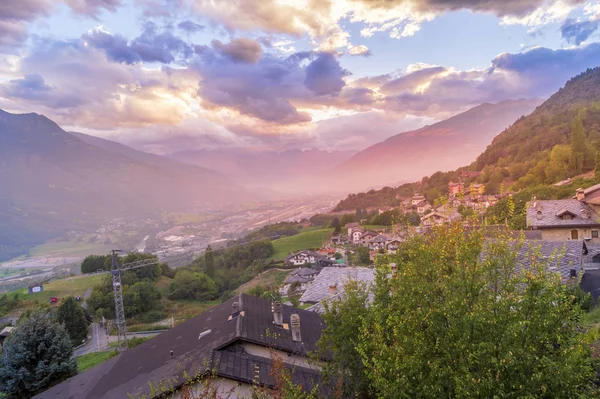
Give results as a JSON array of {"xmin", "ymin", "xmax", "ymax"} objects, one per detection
[
  {"xmin": 168, "ymin": 270, "xmax": 218, "ymax": 301},
  {"xmin": 56, "ymin": 296, "xmax": 88, "ymax": 346},
  {"xmin": 204, "ymin": 245, "xmax": 215, "ymax": 278},
  {"xmin": 319, "ymin": 224, "xmax": 595, "ymax": 398},
  {"xmin": 355, "ymin": 246, "xmax": 370, "ymax": 265},
  {"xmin": 80, "ymin": 254, "xmax": 110, "ymax": 274},
  {"xmin": 570, "ymin": 116, "xmax": 587, "ymax": 175},
  {"xmin": 595, "ymin": 151, "xmax": 600, "ymax": 180},
  {"xmin": 331, "ymin": 217, "xmax": 342, "ymax": 235},
  {"xmin": 317, "ymin": 280, "xmax": 372, "ymax": 398},
  {"xmin": 123, "ymin": 282, "xmax": 162, "ymax": 317},
  {"xmin": 0, "ymin": 311, "xmax": 77, "ymax": 398}
]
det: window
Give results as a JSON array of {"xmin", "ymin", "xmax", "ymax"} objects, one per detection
[
  {"xmin": 571, "ymin": 230, "xmax": 579, "ymax": 240},
  {"xmin": 593, "ymin": 230, "xmax": 599, "ymax": 238},
  {"xmin": 562, "ymin": 214, "xmax": 572, "ymax": 220}
]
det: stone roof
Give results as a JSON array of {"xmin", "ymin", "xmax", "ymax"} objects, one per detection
[
  {"xmin": 299, "ymin": 267, "xmax": 375, "ymax": 304},
  {"xmin": 34, "ymin": 294, "xmax": 325, "ymax": 399},
  {"xmin": 421, "ymin": 211, "xmax": 448, "ymax": 220},
  {"xmin": 284, "ymin": 274, "xmax": 313, "ymax": 284},
  {"xmin": 526, "ymin": 199, "xmax": 600, "ymax": 228},
  {"xmin": 371, "ymin": 234, "xmax": 389, "ymax": 243},
  {"xmin": 515, "ymin": 240, "xmax": 584, "ymax": 283},
  {"xmin": 290, "ymin": 267, "xmax": 319, "ymax": 278}
]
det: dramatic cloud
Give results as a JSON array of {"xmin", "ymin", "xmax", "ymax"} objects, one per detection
[
  {"xmin": 0, "ymin": 0, "xmax": 122, "ymax": 52},
  {"xmin": 65, "ymin": 0, "xmax": 122, "ymax": 16},
  {"xmin": 305, "ymin": 53, "xmax": 349, "ymax": 95},
  {"xmin": 177, "ymin": 20, "xmax": 204, "ymax": 34},
  {"xmin": 347, "ymin": 44, "xmax": 371, "ymax": 56},
  {"xmin": 0, "ymin": 0, "xmax": 52, "ymax": 49},
  {"xmin": 191, "ymin": 0, "xmax": 586, "ymax": 53},
  {"xmin": 83, "ymin": 23, "xmax": 192, "ymax": 64},
  {"xmin": 1, "ymin": 74, "xmax": 52, "ymax": 102},
  {"xmin": 212, "ymin": 38, "xmax": 263, "ymax": 64},
  {"xmin": 193, "ymin": 48, "xmax": 350, "ymax": 125},
  {"xmin": 561, "ymin": 18, "xmax": 600, "ymax": 44},
  {"xmin": 0, "ymin": 37, "xmax": 198, "ymax": 129}
]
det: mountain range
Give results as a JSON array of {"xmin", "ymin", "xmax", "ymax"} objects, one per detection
[
  {"xmin": 334, "ymin": 67, "xmax": 600, "ymax": 212},
  {"xmin": 0, "ymin": 93, "xmax": 548, "ymax": 260},
  {"xmin": 331, "ymin": 99, "xmax": 542, "ymax": 190},
  {"xmin": 0, "ymin": 110, "xmax": 251, "ymax": 260}
]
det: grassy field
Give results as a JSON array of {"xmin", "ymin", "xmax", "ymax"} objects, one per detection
[
  {"xmin": 269, "ymin": 228, "xmax": 333, "ymax": 261},
  {"xmin": 28, "ymin": 241, "xmax": 113, "ymax": 258},
  {"xmin": 236, "ymin": 269, "xmax": 290, "ymax": 294},
  {"xmin": 22, "ymin": 274, "xmax": 106, "ymax": 302},
  {"xmin": 76, "ymin": 351, "xmax": 117, "ymax": 373}
]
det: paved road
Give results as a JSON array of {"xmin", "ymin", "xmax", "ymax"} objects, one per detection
[{"xmin": 75, "ymin": 322, "xmax": 108, "ymax": 356}]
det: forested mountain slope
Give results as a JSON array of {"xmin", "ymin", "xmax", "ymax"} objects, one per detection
[{"xmin": 335, "ymin": 67, "xmax": 600, "ymax": 212}]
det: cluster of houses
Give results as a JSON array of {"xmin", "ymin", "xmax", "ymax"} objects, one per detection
[
  {"xmin": 345, "ymin": 223, "xmax": 403, "ymax": 251},
  {"xmin": 30, "ymin": 184, "xmax": 600, "ymax": 399}
]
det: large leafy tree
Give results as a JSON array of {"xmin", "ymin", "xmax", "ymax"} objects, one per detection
[
  {"xmin": 0, "ymin": 311, "xmax": 77, "ymax": 398},
  {"xmin": 168, "ymin": 270, "xmax": 218, "ymax": 301},
  {"xmin": 56, "ymin": 296, "xmax": 88, "ymax": 346},
  {"xmin": 319, "ymin": 224, "xmax": 595, "ymax": 398},
  {"xmin": 80, "ymin": 254, "xmax": 111, "ymax": 274}
]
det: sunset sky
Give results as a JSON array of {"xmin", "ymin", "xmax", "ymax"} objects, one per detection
[{"xmin": 1, "ymin": 0, "xmax": 600, "ymax": 154}]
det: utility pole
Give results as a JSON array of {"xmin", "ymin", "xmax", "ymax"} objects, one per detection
[{"xmin": 111, "ymin": 250, "xmax": 128, "ymax": 352}]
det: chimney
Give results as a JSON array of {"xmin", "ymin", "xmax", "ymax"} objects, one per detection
[
  {"xmin": 272, "ymin": 301, "xmax": 283, "ymax": 326},
  {"xmin": 232, "ymin": 301, "xmax": 240, "ymax": 315},
  {"xmin": 570, "ymin": 268, "xmax": 577, "ymax": 278},
  {"xmin": 290, "ymin": 314, "xmax": 301, "ymax": 342},
  {"xmin": 576, "ymin": 188, "xmax": 585, "ymax": 201},
  {"xmin": 328, "ymin": 283, "xmax": 337, "ymax": 295}
]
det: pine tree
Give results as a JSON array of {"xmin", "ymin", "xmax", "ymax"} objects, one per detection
[
  {"xmin": 331, "ymin": 217, "xmax": 341, "ymax": 235},
  {"xmin": 56, "ymin": 296, "xmax": 89, "ymax": 346},
  {"xmin": 570, "ymin": 116, "xmax": 587, "ymax": 175},
  {"xmin": 204, "ymin": 245, "xmax": 215, "ymax": 278},
  {"xmin": 0, "ymin": 311, "xmax": 77, "ymax": 397}
]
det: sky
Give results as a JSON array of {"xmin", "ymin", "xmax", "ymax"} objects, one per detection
[{"xmin": 1, "ymin": 0, "xmax": 600, "ymax": 155}]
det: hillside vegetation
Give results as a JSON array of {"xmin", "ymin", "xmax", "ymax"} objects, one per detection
[{"xmin": 335, "ymin": 67, "xmax": 600, "ymax": 213}]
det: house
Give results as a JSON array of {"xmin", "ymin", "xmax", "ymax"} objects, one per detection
[
  {"xmin": 415, "ymin": 200, "xmax": 432, "ymax": 215},
  {"xmin": 368, "ymin": 234, "xmax": 389, "ymax": 250},
  {"xmin": 35, "ymin": 294, "xmax": 327, "ymax": 399},
  {"xmin": 359, "ymin": 231, "xmax": 378, "ymax": 246},
  {"xmin": 448, "ymin": 182, "xmax": 464, "ymax": 196},
  {"xmin": 0, "ymin": 326, "xmax": 14, "ymax": 347},
  {"xmin": 470, "ymin": 184, "xmax": 485, "ymax": 196},
  {"xmin": 281, "ymin": 268, "xmax": 320, "ymax": 295},
  {"xmin": 300, "ymin": 267, "xmax": 376, "ymax": 311},
  {"xmin": 526, "ymin": 198, "xmax": 600, "ymax": 241},
  {"xmin": 421, "ymin": 211, "xmax": 449, "ymax": 227},
  {"xmin": 386, "ymin": 239, "xmax": 403, "ymax": 252},
  {"xmin": 411, "ymin": 194, "xmax": 426, "ymax": 206},
  {"xmin": 330, "ymin": 234, "xmax": 347, "ymax": 245},
  {"xmin": 346, "ymin": 223, "xmax": 365, "ymax": 244},
  {"xmin": 285, "ymin": 250, "xmax": 325, "ymax": 266}
]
